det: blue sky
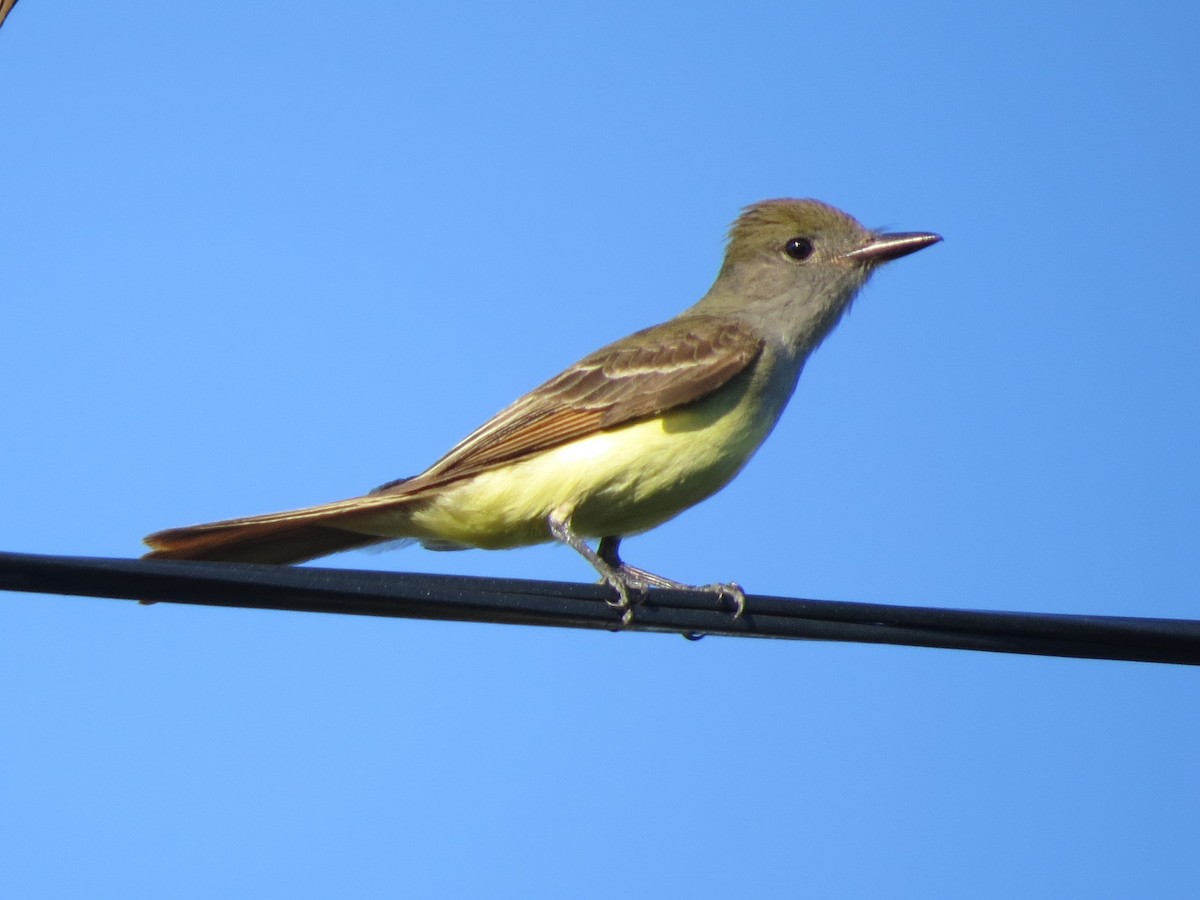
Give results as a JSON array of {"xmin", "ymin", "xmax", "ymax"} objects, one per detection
[{"xmin": 2, "ymin": 2, "xmax": 1198, "ymax": 896}]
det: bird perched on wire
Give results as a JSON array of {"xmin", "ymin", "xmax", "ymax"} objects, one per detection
[{"xmin": 145, "ymin": 199, "xmax": 941, "ymax": 622}]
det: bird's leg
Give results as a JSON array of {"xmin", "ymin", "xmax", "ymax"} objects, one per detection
[
  {"xmin": 597, "ymin": 536, "xmax": 671, "ymax": 588},
  {"xmin": 598, "ymin": 536, "xmax": 747, "ymax": 619},
  {"xmin": 547, "ymin": 512, "xmax": 643, "ymax": 625},
  {"xmin": 546, "ymin": 513, "xmax": 747, "ymax": 624}
]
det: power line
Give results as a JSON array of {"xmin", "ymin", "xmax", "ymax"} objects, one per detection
[{"xmin": 2, "ymin": 550, "xmax": 1198, "ymax": 665}]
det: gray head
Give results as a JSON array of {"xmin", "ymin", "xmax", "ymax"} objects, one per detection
[{"xmin": 693, "ymin": 199, "xmax": 941, "ymax": 354}]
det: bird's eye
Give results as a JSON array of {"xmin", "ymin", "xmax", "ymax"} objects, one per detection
[{"xmin": 783, "ymin": 237, "xmax": 814, "ymax": 261}]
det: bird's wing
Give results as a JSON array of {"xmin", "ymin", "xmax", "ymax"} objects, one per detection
[{"xmin": 381, "ymin": 314, "xmax": 764, "ymax": 492}]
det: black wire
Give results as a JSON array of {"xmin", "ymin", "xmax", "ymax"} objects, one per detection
[{"xmin": 2, "ymin": 550, "xmax": 1198, "ymax": 665}]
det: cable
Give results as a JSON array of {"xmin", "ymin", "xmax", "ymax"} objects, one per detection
[{"xmin": 1, "ymin": 550, "xmax": 1198, "ymax": 665}]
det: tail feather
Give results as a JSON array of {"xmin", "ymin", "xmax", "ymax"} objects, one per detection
[
  {"xmin": 144, "ymin": 519, "xmax": 385, "ymax": 564},
  {"xmin": 142, "ymin": 494, "xmax": 414, "ymax": 564}
]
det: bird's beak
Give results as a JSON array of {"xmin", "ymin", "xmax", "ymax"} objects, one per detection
[{"xmin": 843, "ymin": 231, "xmax": 942, "ymax": 263}]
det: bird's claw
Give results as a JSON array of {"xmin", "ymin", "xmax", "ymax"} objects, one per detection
[
  {"xmin": 703, "ymin": 581, "xmax": 746, "ymax": 619},
  {"xmin": 601, "ymin": 573, "xmax": 745, "ymax": 627},
  {"xmin": 601, "ymin": 569, "xmax": 648, "ymax": 627}
]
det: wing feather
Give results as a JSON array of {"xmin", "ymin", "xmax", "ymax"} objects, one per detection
[{"xmin": 380, "ymin": 315, "xmax": 763, "ymax": 492}]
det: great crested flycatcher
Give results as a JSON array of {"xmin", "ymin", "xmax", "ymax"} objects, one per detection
[{"xmin": 145, "ymin": 199, "xmax": 940, "ymax": 619}]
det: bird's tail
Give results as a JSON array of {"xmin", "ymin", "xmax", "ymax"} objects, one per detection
[{"xmin": 142, "ymin": 493, "xmax": 414, "ymax": 564}]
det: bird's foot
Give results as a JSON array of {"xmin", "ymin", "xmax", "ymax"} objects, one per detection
[
  {"xmin": 598, "ymin": 565, "xmax": 650, "ymax": 627},
  {"xmin": 548, "ymin": 513, "xmax": 644, "ymax": 626},
  {"xmin": 618, "ymin": 566, "xmax": 746, "ymax": 619},
  {"xmin": 598, "ymin": 536, "xmax": 747, "ymax": 621},
  {"xmin": 547, "ymin": 516, "xmax": 746, "ymax": 626}
]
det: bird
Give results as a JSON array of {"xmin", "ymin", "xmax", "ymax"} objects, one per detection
[{"xmin": 144, "ymin": 199, "xmax": 941, "ymax": 621}]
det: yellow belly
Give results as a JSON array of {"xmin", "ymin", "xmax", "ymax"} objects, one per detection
[{"xmin": 399, "ymin": 369, "xmax": 785, "ymax": 549}]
